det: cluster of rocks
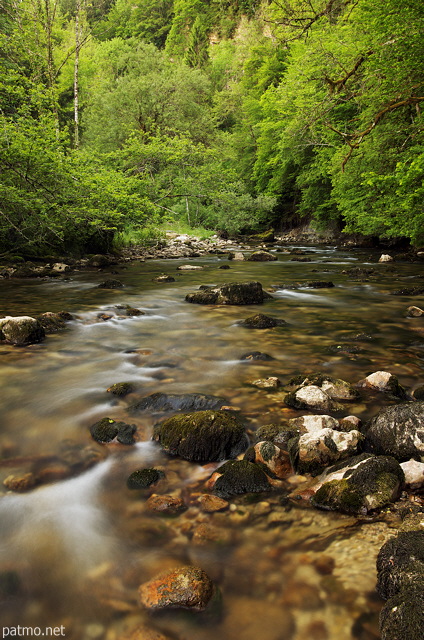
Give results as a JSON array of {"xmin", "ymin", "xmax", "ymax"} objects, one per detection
[{"xmin": 0, "ymin": 312, "xmax": 73, "ymax": 346}]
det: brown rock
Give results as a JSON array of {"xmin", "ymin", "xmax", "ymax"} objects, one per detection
[
  {"xmin": 192, "ymin": 523, "xmax": 234, "ymax": 546},
  {"xmin": 122, "ymin": 625, "xmax": 175, "ymax": 640},
  {"xmin": 145, "ymin": 494, "xmax": 186, "ymax": 515},
  {"xmin": 197, "ymin": 494, "xmax": 229, "ymax": 512},
  {"xmin": 139, "ymin": 566, "xmax": 214, "ymax": 611},
  {"xmin": 3, "ymin": 472, "xmax": 36, "ymax": 492}
]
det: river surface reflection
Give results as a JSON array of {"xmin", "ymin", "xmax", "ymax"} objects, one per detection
[{"xmin": 0, "ymin": 245, "xmax": 423, "ymax": 639}]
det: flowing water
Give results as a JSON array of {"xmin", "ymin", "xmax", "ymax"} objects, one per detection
[{"xmin": 0, "ymin": 245, "xmax": 423, "ymax": 640}]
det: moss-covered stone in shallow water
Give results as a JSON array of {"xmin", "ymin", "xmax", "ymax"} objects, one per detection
[
  {"xmin": 153, "ymin": 410, "xmax": 248, "ymax": 463},
  {"xmin": 212, "ymin": 460, "xmax": 271, "ymax": 499},
  {"xmin": 127, "ymin": 468, "xmax": 165, "ymax": 490}
]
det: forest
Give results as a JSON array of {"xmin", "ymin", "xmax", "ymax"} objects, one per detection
[{"xmin": 0, "ymin": 0, "xmax": 423, "ymax": 256}]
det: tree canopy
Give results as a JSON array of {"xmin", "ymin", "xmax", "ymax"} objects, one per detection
[{"xmin": 1, "ymin": 0, "xmax": 423, "ymax": 256}]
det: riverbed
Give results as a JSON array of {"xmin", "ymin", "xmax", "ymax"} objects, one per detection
[{"xmin": 0, "ymin": 244, "xmax": 423, "ymax": 640}]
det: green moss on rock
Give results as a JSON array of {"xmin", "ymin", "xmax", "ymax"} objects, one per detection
[
  {"xmin": 127, "ymin": 468, "xmax": 165, "ymax": 490},
  {"xmin": 213, "ymin": 460, "xmax": 271, "ymax": 499},
  {"xmin": 153, "ymin": 410, "xmax": 248, "ymax": 463}
]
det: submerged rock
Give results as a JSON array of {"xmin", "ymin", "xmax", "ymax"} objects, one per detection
[
  {"xmin": 240, "ymin": 351, "xmax": 274, "ymax": 361},
  {"xmin": 126, "ymin": 468, "xmax": 165, "ymax": 490},
  {"xmin": 152, "ymin": 410, "xmax": 248, "ymax": 463},
  {"xmin": 89, "ymin": 417, "xmax": 137, "ymax": 445},
  {"xmin": 139, "ymin": 566, "xmax": 215, "ymax": 612},
  {"xmin": 153, "ymin": 274, "xmax": 176, "ymax": 282},
  {"xmin": 146, "ymin": 494, "xmax": 186, "ymax": 514},
  {"xmin": 406, "ymin": 305, "xmax": 424, "ymax": 317},
  {"xmin": 128, "ymin": 392, "xmax": 225, "ymax": 414},
  {"xmin": 211, "ymin": 459, "xmax": 271, "ymax": 499},
  {"xmin": 311, "ymin": 453, "xmax": 404, "ymax": 514},
  {"xmin": 363, "ymin": 402, "xmax": 424, "ymax": 460},
  {"xmin": 0, "ymin": 315, "xmax": 45, "ymax": 346},
  {"xmin": 238, "ymin": 314, "xmax": 287, "ymax": 329},
  {"xmin": 186, "ymin": 281, "xmax": 269, "ymax": 305},
  {"xmin": 250, "ymin": 377, "xmax": 281, "ymax": 389},
  {"xmin": 97, "ymin": 279, "xmax": 124, "ymax": 289}
]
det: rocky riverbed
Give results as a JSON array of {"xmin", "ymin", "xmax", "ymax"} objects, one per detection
[{"xmin": 0, "ymin": 236, "xmax": 424, "ymax": 640}]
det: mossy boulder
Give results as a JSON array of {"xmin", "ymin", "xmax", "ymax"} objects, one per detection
[
  {"xmin": 311, "ymin": 453, "xmax": 404, "ymax": 514},
  {"xmin": 376, "ymin": 531, "xmax": 424, "ymax": 600},
  {"xmin": 380, "ymin": 585, "xmax": 424, "ymax": 640},
  {"xmin": 127, "ymin": 468, "xmax": 165, "ymax": 490},
  {"xmin": 36, "ymin": 312, "xmax": 68, "ymax": 333},
  {"xmin": 129, "ymin": 392, "xmax": 225, "ymax": 414},
  {"xmin": 363, "ymin": 402, "xmax": 424, "ymax": 460},
  {"xmin": 153, "ymin": 410, "xmax": 248, "ymax": 463},
  {"xmin": 247, "ymin": 251, "xmax": 277, "ymax": 262},
  {"xmin": 212, "ymin": 460, "xmax": 271, "ymax": 499},
  {"xmin": 0, "ymin": 315, "xmax": 45, "ymax": 346},
  {"xmin": 89, "ymin": 417, "xmax": 137, "ymax": 445},
  {"xmin": 238, "ymin": 314, "xmax": 287, "ymax": 329},
  {"xmin": 107, "ymin": 382, "xmax": 134, "ymax": 397},
  {"xmin": 185, "ymin": 281, "xmax": 269, "ymax": 305}
]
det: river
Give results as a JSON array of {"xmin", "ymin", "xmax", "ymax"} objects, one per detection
[{"xmin": 0, "ymin": 244, "xmax": 423, "ymax": 640}]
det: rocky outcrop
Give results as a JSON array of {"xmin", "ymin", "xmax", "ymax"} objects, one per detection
[
  {"xmin": 363, "ymin": 402, "xmax": 424, "ymax": 460},
  {"xmin": 152, "ymin": 410, "xmax": 248, "ymax": 463},
  {"xmin": 97, "ymin": 279, "xmax": 124, "ymax": 289},
  {"xmin": 0, "ymin": 315, "xmax": 45, "ymax": 346},
  {"xmin": 139, "ymin": 566, "xmax": 215, "ymax": 612},
  {"xmin": 185, "ymin": 281, "xmax": 270, "ymax": 305}
]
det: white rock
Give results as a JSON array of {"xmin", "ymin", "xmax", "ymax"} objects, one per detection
[
  {"xmin": 400, "ymin": 459, "xmax": 424, "ymax": 488},
  {"xmin": 289, "ymin": 414, "xmax": 339, "ymax": 433},
  {"xmin": 379, "ymin": 254, "xmax": 393, "ymax": 262}
]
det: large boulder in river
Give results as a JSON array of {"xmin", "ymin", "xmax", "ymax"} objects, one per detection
[
  {"xmin": 153, "ymin": 410, "xmax": 249, "ymax": 463},
  {"xmin": 357, "ymin": 371, "xmax": 408, "ymax": 400},
  {"xmin": 128, "ymin": 392, "xmax": 225, "ymax": 414},
  {"xmin": 363, "ymin": 402, "xmax": 424, "ymax": 460},
  {"xmin": 185, "ymin": 281, "xmax": 269, "ymax": 305},
  {"xmin": 310, "ymin": 453, "xmax": 404, "ymax": 514},
  {"xmin": 0, "ymin": 315, "xmax": 45, "ymax": 346}
]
